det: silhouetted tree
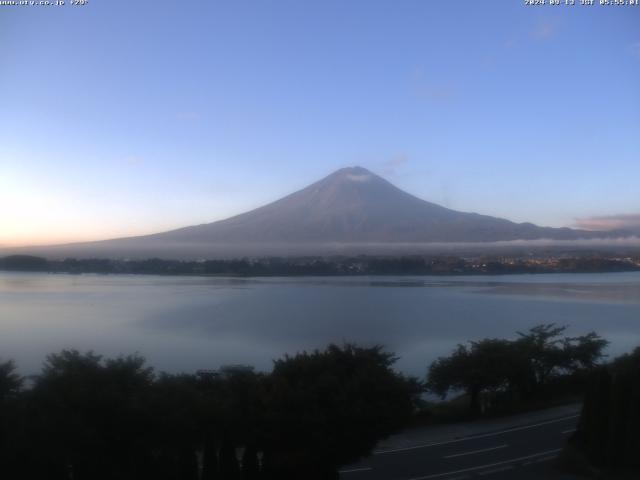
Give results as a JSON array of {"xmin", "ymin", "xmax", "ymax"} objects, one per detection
[
  {"xmin": 146, "ymin": 373, "xmax": 203, "ymax": 480},
  {"xmin": 8, "ymin": 333, "xmax": 610, "ymax": 480},
  {"xmin": 0, "ymin": 255, "xmax": 48, "ymax": 271},
  {"xmin": 0, "ymin": 359, "xmax": 22, "ymax": 402},
  {"xmin": 515, "ymin": 324, "xmax": 570, "ymax": 390},
  {"xmin": 570, "ymin": 347, "xmax": 640, "ymax": 472},
  {"xmin": 428, "ymin": 325, "xmax": 609, "ymax": 414},
  {"xmin": 241, "ymin": 444, "xmax": 260, "ymax": 479},
  {"xmin": 23, "ymin": 350, "xmax": 155, "ymax": 480},
  {"xmin": 262, "ymin": 344, "xmax": 422, "ymax": 479},
  {"xmin": 427, "ymin": 339, "xmax": 519, "ymax": 414},
  {"xmin": 514, "ymin": 325, "xmax": 607, "ymax": 393},
  {"xmin": 0, "ymin": 359, "xmax": 24, "ymax": 477}
]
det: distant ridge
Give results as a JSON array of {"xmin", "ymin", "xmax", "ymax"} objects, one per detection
[{"xmin": 6, "ymin": 167, "xmax": 629, "ymax": 259}]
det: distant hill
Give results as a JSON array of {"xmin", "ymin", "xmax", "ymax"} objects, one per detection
[{"xmin": 4, "ymin": 167, "xmax": 630, "ymax": 259}]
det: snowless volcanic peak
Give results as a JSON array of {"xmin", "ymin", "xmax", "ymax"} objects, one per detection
[
  {"xmin": 126, "ymin": 165, "xmax": 610, "ymax": 245},
  {"xmin": 339, "ymin": 166, "xmax": 374, "ymax": 182},
  {"xmin": 20, "ymin": 166, "xmax": 624, "ymax": 259}
]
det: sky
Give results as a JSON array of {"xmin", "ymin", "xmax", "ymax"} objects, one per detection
[{"xmin": 1, "ymin": 0, "xmax": 639, "ymax": 247}]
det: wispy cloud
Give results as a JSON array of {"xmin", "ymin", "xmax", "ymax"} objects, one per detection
[
  {"xmin": 531, "ymin": 20, "xmax": 558, "ymax": 41},
  {"xmin": 380, "ymin": 154, "xmax": 409, "ymax": 176},
  {"xmin": 575, "ymin": 214, "xmax": 640, "ymax": 232}
]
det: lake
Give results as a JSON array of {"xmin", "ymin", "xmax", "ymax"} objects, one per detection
[{"xmin": 1, "ymin": 271, "xmax": 639, "ymax": 377}]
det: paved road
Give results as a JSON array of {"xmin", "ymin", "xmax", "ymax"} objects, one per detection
[{"xmin": 340, "ymin": 412, "xmax": 580, "ymax": 480}]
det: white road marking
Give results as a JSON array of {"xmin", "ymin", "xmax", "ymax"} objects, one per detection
[
  {"xmin": 374, "ymin": 415, "xmax": 579, "ymax": 455},
  {"xmin": 478, "ymin": 465, "xmax": 514, "ymax": 475},
  {"xmin": 339, "ymin": 466, "xmax": 373, "ymax": 474},
  {"xmin": 443, "ymin": 444, "xmax": 508, "ymax": 459},
  {"xmin": 406, "ymin": 448, "xmax": 562, "ymax": 480},
  {"xmin": 561, "ymin": 428, "xmax": 576, "ymax": 434}
]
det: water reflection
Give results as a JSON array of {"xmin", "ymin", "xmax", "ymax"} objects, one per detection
[{"xmin": 1, "ymin": 271, "xmax": 639, "ymax": 376}]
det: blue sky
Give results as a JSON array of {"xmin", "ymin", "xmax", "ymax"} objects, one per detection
[{"xmin": 1, "ymin": 0, "xmax": 639, "ymax": 246}]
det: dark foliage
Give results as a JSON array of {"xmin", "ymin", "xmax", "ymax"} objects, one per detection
[
  {"xmin": 1, "ymin": 254, "xmax": 638, "ymax": 277},
  {"xmin": 427, "ymin": 324, "xmax": 608, "ymax": 414},
  {"xmin": 570, "ymin": 347, "xmax": 640, "ymax": 471},
  {"xmin": 0, "ymin": 255, "xmax": 49, "ymax": 271},
  {"xmin": 0, "ymin": 345, "xmax": 420, "ymax": 480},
  {"xmin": 262, "ymin": 344, "xmax": 422, "ymax": 478},
  {"xmin": 0, "ymin": 360, "xmax": 22, "ymax": 402}
]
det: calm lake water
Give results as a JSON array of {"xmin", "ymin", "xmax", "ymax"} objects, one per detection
[{"xmin": 1, "ymin": 271, "xmax": 639, "ymax": 376}]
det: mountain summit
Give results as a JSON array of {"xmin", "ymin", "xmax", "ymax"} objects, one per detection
[
  {"xmin": 14, "ymin": 167, "xmax": 620, "ymax": 258},
  {"xmin": 146, "ymin": 166, "xmax": 600, "ymax": 244}
]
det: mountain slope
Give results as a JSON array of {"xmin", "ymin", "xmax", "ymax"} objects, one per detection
[
  {"xmin": 9, "ymin": 167, "xmax": 624, "ymax": 259},
  {"xmin": 140, "ymin": 166, "xmax": 601, "ymax": 244}
]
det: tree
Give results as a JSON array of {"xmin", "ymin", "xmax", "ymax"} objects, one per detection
[
  {"xmin": 0, "ymin": 359, "xmax": 24, "ymax": 477},
  {"xmin": 515, "ymin": 324, "xmax": 607, "ymax": 393},
  {"xmin": 0, "ymin": 359, "xmax": 22, "ymax": 402},
  {"xmin": 515, "ymin": 324, "xmax": 569, "ymax": 390},
  {"xmin": 262, "ymin": 344, "xmax": 422, "ymax": 479},
  {"xmin": 427, "ymin": 339, "xmax": 520, "ymax": 414},
  {"xmin": 611, "ymin": 346, "xmax": 640, "ymax": 373},
  {"xmin": 25, "ymin": 350, "xmax": 156, "ymax": 480},
  {"xmin": 146, "ymin": 373, "xmax": 202, "ymax": 480},
  {"xmin": 194, "ymin": 366, "xmax": 265, "ymax": 480},
  {"xmin": 427, "ymin": 325, "xmax": 609, "ymax": 414},
  {"xmin": 570, "ymin": 347, "xmax": 640, "ymax": 471},
  {"xmin": 562, "ymin": 332, "xmax": 609, "ymax": 372},
  {"xmin": 0, "ymin": 255, "xmax": 48, "ymax": 271}
]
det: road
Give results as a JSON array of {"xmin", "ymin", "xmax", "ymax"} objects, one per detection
[{"xmin": 340, "ymin": 411, "xmax": 580, "ymax": 480}]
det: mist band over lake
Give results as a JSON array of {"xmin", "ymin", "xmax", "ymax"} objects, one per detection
[{"xmin": 2, "ymin": 271, "xmax": 639, "ymax": 377}]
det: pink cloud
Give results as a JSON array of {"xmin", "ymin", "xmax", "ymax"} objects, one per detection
[{"xmin": 575, "ymin": 214, "xmax": 640, "ymax": 232}]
